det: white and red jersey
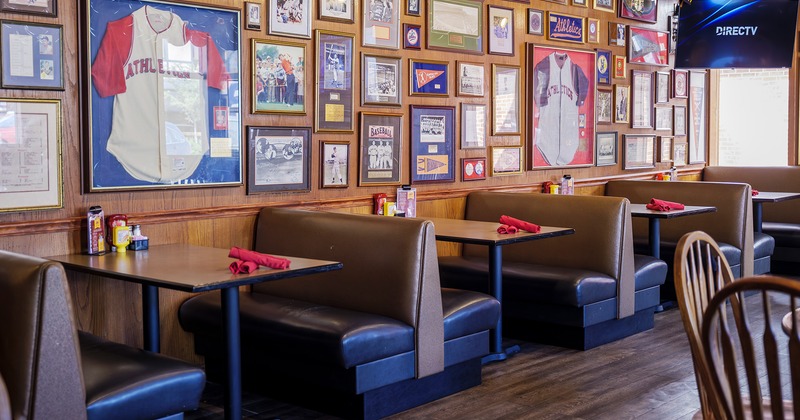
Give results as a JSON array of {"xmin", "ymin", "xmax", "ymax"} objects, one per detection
[{"xmin": 92, "ymin": 6, "xmax": 229, "ymax": 183}]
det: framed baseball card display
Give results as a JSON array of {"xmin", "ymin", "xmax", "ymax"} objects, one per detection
[
  {"xmin": 595, "ymin": 131, "xmax": 617, "ymax": 166},
  {"xmin": 457, "ymin": 61, "xmax": 484, "ymax": 97},
  {"xmin": 1, "ymin": 21, "xmax": 63, "ymax": 90},
  {"xmin": 427, "ymin": 0, "xmax": 483, "ymax": 54},
  {"xmin": 363, "ymin": 0, "xmax": 400, "ymax": 49},
  {"xmin": 689, "ymin": 70, "xmax": 707, "ymax": 164},
  {"xmin": 409, "ymin": 59, "xmax": 448, "ymax": 96},
  {"xmin": 488, "ymin": 6, "xmax": 514, "ymax": 56},
  {"xmin": 253, "ymin": 39, "xmax": 306, "ymax": 115},
  {"xmin": 410, "ymin": 105, "xmax": 455, "ymax": 183},
  {"xmin": 82, "ymin": 0, "xmax": 242, "ymax": 192},
  {"xmin": 362, "ymin": 53, "xmax": 401, "ymax": 107},
  {"xmin": 527, "ymin": 44, "xmax": 596, "ymax": 169},
  {"xmin": 245, "ymin": 2, "xmax": 261, "ymax": 30},
  {"xmin": 622, "ymin": 134, "xmax": 655, "ymax": 170},
  {"xmin": 614, "ymin": 84, "xmax": 629, "ymax": 124},
  {"xmin": 0, "ymin": 0, "xmax": 56, "ymax": 16},
  {"xmin": 528, "ymin": 9, "xmax": 544, "ymax": 36},
  {"xmin": 491, "ymin": 146, "xmax": 523, "ymax": 176},
  {"xmin": 492, "ymin": 64, "xmax": 520, "ymax": 135},
  {"xmin": 315, "ymin": 30, "xmax": 354, "ymax": 132},
  {"xmin": 618, "ymin": 0, "xmax": 657, "ymax": 23},
  {"xmin": 628, "ymin": 27, "xmax": 668, "ymax": 66},
  {"xmin": 246, "ymin": 126, "xmax": 310, "ymax": 193},
  {"xmin": 462, "ymin": 157, "xmax": 486, "ymax": 181},
  {"xmin": 269, "ymin": 0, "xmax": 312, "ymax": 38},
  {"xmin": 359, "ymin": 112, "xmax": 402, "ymax": 186},
  {"xmin": 321, "ymin": 141, "xmax": 349, "ymax": 188},
  {"xmin": 631, "ymin": 70, "xmax": 653, "ymax": 129},
  {"xmin": 672, "ymin": 69, "xmax": 688, "ymax": 98},
  {"xmin": 460, "ymin": 103, "xmax": 486, "ymax": 149},
  {"xmin": 319, "ymin": 0, "xmax": 354, "ymax": 22}
]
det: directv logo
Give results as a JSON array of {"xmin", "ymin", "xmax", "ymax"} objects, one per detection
[{"xmin": 716, "ymin": 26, "xmax": 758, "ymax": 36}]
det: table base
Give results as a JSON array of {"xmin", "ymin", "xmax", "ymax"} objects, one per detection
[{"xmin": 481, "ymin": 344, "xmax": 521, "ymax": 364}]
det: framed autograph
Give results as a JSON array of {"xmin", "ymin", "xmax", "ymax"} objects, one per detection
[
  {"xmin": 492, "ymin": 64, "xmax": 520, "ymax": 135},
  {"xmin": 253, "ymin": 39, "xmax": 306, "ymax": 115},
  {"xmin": 359, "ymin": 112, "xmax": 402, "ymax": 186},
  {"xmin": 488, "ymin": 6, "xmax": 514, "ymax": 56},
  {"xmin": 595, "ymin": 131, "xmax": 617, "ymax": 166},
  {"xmin": 618, "ymin": 0, "xmax": 657, "ymax": 23},
  {"xmin": 631, "ymin": 70, "xmax": 653, "ymax": 129},
  {"xmin": 1, "ymin": 21, "xmax": 63, "ymax": 90},
  {"xmin": 457, "ymin": 61, "xmax": 484, "ymax": 97},
  {"xmin": 0, "ymin": 0, "xmax": 56, "ymax": 16},
  {"xmin": 622, "ymin": 134, "xmax": 655, "ymax": 170},
  {"xmin": 410, "ymin": 105, "xmax": 455, "ymax": 183},
  {"xmin": 363, "ymin": 0, "xmax": 400, "ymax": 49},
  {"xmin": 247, "ymin": 126, "xmax": 311, "ymax": 193},
  {"xmin": 316, "ymin": 30, "xmax": 354, "ymax": 132},
  {"xmin": 362, "ymin": 53, "xmax": 401, "ymax": 107},
  {"xmin": 409, "ymin": 59, "xmax": 448, "ymax": 96},
  {"xmin": 427, "ymin": 0, "xmax": 483, "ymax": 54},
  {"xmin": 460, "ymin": 103, "xmax": 486, "ymax": 149},
  {"xmin": 321, "ymin": 140, "xmax": 349, "ymax": 188},
  {"xmin": 269, "ymin": 0, "xmax": 312, "ymax": 38},
  {"xmin": 319, "ymin": 0, "xmax": 354, "ymax": 22},
  {"xmin": 628, "ymin": 27, "xmax": 668, "ymax": 66}
]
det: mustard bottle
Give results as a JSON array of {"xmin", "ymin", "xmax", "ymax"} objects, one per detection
[{"xmin": 112, "ymin": 225, "xmax": 132, "ymax": 252}]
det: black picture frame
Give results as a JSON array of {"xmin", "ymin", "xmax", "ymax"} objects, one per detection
[
  {"xmin": 247, "ymin": 126, "xmax": 311, "ymax": 193},
  {"xmin": 1, "ymin": 20, "xmax": 64, "ymax": 90}
]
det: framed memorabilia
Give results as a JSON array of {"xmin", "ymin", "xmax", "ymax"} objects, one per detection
[
  {"xmin": 488, "ymin": 6, "xmax": 514, "ymax": 56},
  {"xmin": 595, "ymin": 131, "xmax": 618, "ymax": 166},
  {"xmin": 573, "ymin": 0, "xmax": 588, "ymax": 7},
  {"xmin": 427, "ymin": 0, "xmax": 483, "ymax": 54},
  {"xmin": 528, "ymin": 44, "xmax": 596, "ymax": 169},
  {"xmin": 609, "ymin": 22, "xmax": 625, "ymax": 46},
  {"xmin": 655, "ymin": 106, "xmax": 672, "ymax": 131},
  {"xmin": 83, "ymin": 0, "xmax": 242, "ymax": 192},
  {"xmin": 587, "ymin": 18, "xmax": 600, "ymax": 43},
  {"xmin": 0, "ymin": 98, "xmax": 62, "ymax": 211},
  {"xmin": 363, "ymin": 0, "xmax": 400, "ymax": 49},
  {"xmin": 596, "ymin": 49, "xmax": 611, "ymax": 85},
  {"xmin": 614, "ymin": 84, "xmax": 630, "ymax": 124},
  {"xmin": 0, "ymin": 0, "xmax": 55, "ymax": 16},
  {"xmin": 362, "ymin": 53, "xmax": 401, "ymax": 107},
  {"xmin": 457, "ymin": 61, "xmax": 484, "ymax": 97},
  {"xmin": 492, "ymin": 64, "xmax": 520, "ymax": 136},
  {"xmin": 528, "ymin": 9, "xmax": 544, "ymax": 36},
  {"xmin": 321, "ymin": 141, "xmax": 349, "ymax": 188},
  {"xmin": 410, "ymin": 105, "xmax": 455, "ymax": 183},
  {"xmin": 319, "ymin": 0, "xmax": 354, "ymax": 22},
  {"xmin": 359, "ymin": 112, "xmax": 402, "ymax": 186},
  {"xmin": 674, "ymin": 105, "xmax": 687, "ymax": 136},
  {"xmin": 631, "ymin": 70, "xmax": 653, "ymax": 129},
  {"xmin": 655, "ymin": 71, "xmax": 670, "ymax": 104},
  {"xmin": 462, "ymin": 157, "xmax": 487, "ymax": 181},
  {"xmin": 547, "ymin": 12, "xmax": 585, "ymax": 44},
  {"xmin": 613, "ymin": 55, "xmax": 626, "ymax": 79},
  {"xmin": 673, "ymin": 140, "xmax": 687, "ymax": 166},
  {"xmin": 689, "ymin": 71, "xmax": 707, "ymax": 164},
  {"xmin": 544, "ymin": 0, "xmax": 567, "ymax": 3},
  {"xmin": 594, "ymin": 0, "xmax": 614, "ymax": 13},
  {"xmin": 403, "ymin": 23, "xmax": 422, "ymax": 49},
  {"xmin": 253, "ymin": 39, "xmax": 306, "ymax": 115},
  {"xmin": 491, "ymin": 146, "xmax": 523, "ymax": 176},
  {"xmin": 628, "ymin": 27, "xmax": 669, "ymax": 66},
  {"xmin": 672, "ymin": 69, "xmax": 688, "ymax": 99},
  {"xmin": 1, "ymin": 21, "xmax": 63, "ymax": 90},
  {"xmin": 622, "ymin": 134, "xmax": 655, "ymax": 170},
  {"xmin": 460, "ymin": 103, "xmax": 486, "ymax": 149},
  {"xmin": 658, "ymin": 136, "xmax": 673, "ymax": 163},
  {"xmin": 245, "ymin": 2, "xmax": 262, "ymax": 30},
  {"xmin": 409, "ymin": 59, "xmax": 448, "ymax": 96},
  {"xmin": 316, "ymin": 30, "xmax": 354, "ymax": 132},
  {"xmin": 406, "ymin": 0, "xmax": 420, "ymax": 15},
  {"xmin": 269, "ymin": 0, "xmax": 312, "ymax": 38},
  {"xmin": 618, "ymin": 0, "xmax": 657, "ymax": 23},
  {"xmin": 247, "ymin": 126, "xmax": 311, "ymax": 193},
  {"xmin": 597, "ymin": 89, "xmax": 612, "ymax": 124}
]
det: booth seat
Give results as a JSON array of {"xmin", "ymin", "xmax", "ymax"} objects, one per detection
[
  {"xmin": 438, "ymin": 192, "xmax": 667, "ymax": 350},
  {"xmin": 179, "ymin": 208, "xmax": 500, "ymax": 420}
]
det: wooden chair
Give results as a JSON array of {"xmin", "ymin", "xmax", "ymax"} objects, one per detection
[
  {"xmin": 674, "ymin": 230, "xmax": 736, "ymax": 419},
  {"xmin": 702, "ymin": 275, "xmax": 800, "ymax": 419}
]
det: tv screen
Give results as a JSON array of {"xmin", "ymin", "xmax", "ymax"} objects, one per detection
[{"xmin": 675, "ymin": 0, "xmax": 798, "ymax": 69}]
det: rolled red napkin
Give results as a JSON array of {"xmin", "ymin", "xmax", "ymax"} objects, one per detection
[
  {"xmin": 646, "ymin": 198, "xmax": 685, "ymax": 212},
  {"xmin": 752, "ymin": 189, "xmax": 759, "ymax": 196},
  {"xmin": 228, "ymin": 246, "xmax": 291, "ymax": 269},
  {"xmin": 229, "ymin": 260, "xmax": 259, "ymax": 274},
  {"xmin": 499, "ymin": 215, "xmax": 541, "ymax": 233},
  {"xmin": 496, "ymin": 224, "xmax": 518, "ymax": 234}
]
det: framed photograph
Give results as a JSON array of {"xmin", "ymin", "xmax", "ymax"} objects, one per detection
[
  {"xmin": 492, "ymin": 64, "xmax": 520, "ymax": 136},
  {"xmin": 528, "ymin": 9, "xmax": 544, "ymax": 36},
  {"xmin": 491, "ymin": 146, "xmax": 523, "ymax": 176},
  {"xmin": 587, "ymin": 18, "xmax": 600, "ymax": 43},
  {"xmin": 462, "ymin": 157, "xmax": 487, "ymax": 181},
  {"xmin": 321, "ymin": 141, "xmax": 349, "ymax": 188},
  {"xmin": 403, "ymin": 23, "xmax": 422, "ymax": 49},
  {"xmin": 1, "ymin": 21, "xmax": 63, "ymax": 90},
  {"xmin": 427, "ymin": 0, "xmax": 483, "ymax": 54},
  {"xmin": 595, "ymin": 131, "xmax": 618, "ymax": 166},
  {"xmin": 316, "ymin": 30, "xmax": 354, "ymax": 132},
  {"xmin": 655, "ymin": 71, "xmax": 670, "ymax": 104},
  {"xmin": 0, "ymin": 99, "xmax": 62, "ymax": 211},
  {"xmin": 488, "ymin": 6, "xmax": 514, "ymax": 56},
  {"xmin": 628, "ymin": 27, "xmax": 668, "ymax": 66},
  {"xmin": 689, "ymin": 70, "xmax": 707, "ymax": 164},
  {"xmin": 618, "ymin": 0, "xmax": 657, "ymax": 23},
  {"xmin": 655, "ymin": 106, "xmax": 672, "ymax": 131},
  {"xmin": 457, "ymin": 61, "xmax": 484, "ymax": 97},
  {"xmin": 460, "ymin": 103, "xmax": 486, "ymax": 149},
  {"xmin": 363, "ymin": 0, "xmax": 400, "ymax": 49},
  {"xmin": 573, "ymin": 0, "xmax": 588, "ymax": 7},
  {"xmin": 410, "ymin": 105, "xmax": 455, "ymax": 183},
  {"xmin": 406, "ymin": 0, "xmax": 420, "ymax": 15},
  {"xmin": 253, "ymin": 39, "xmax": 306, "ymax": 115},
  {"xmin": 83, "ymin": 0, "xmax": 242, "ymax": 192},
  {"xmin": 613, "ymin": 55, "xmax": 626, "ymax": 79},
  {"xmin": 359, "ymin": 112, "xmax": 402, "ymax": 186},
  {"xmin": 319, "ymin": 0, "xmax": 354, "ymax": 22},
  {"xmin": 0, "ymin": 0, "xmax": 55, "ymax": 16},
  {"xmin": 672, "ymin": 69, "xmax": 688, "ymax": 99},
  {"xmin": 674, "ymin": 105, "xmax": 687, "ymax": 136},
  {"xmin": 614, "ymin": 84, "xmax": 630, "ymax": 124},
  {"xmin": 609, "ymin": 22, "xmax": 625, "ymax": 46},
  {"xmin": 631, "ymin": 70, "xmax": 653, "ymax": 129},
  {"xmin": 269, "ymin": 0, "xmax": 312, "ymax": 38},
  {"xmin": 673, "ymin": 139, "xmax": 687, "ymax": 166},
  {"xmin": 528, "ymin": 44, "xmax": 596, "ymax": 169},
  {"xmin": 622, "ymin": 134, "xmax": 655, "ymax": 170},
  {"xmin": 247, "ymin": 126, "xmax": 311, "ymax": 193},
  {"xmin": 594, "ymin": 0, "xmax": 614, "ymax": 13},
  {"xmin": 362, "ymin": 53, "xmax": 401, "ymax": 107},
  {"xmin": 596, "ymin": 49, "xmax": 611, "ymax": 85},
  {"xmin": 658, "ymin": 136, "xmax": 673, "ymax": 163},
  {"xmin": 245, "ymin": 2, "xmax": 262, "ymax": 30},
  {"xmin": 409, "ymin": 59, "xmax": 448, "ymax": 96},
  {"xmin": 597, "ymin": 89, "xmax": 612, "ymax": 124},
  {"xmin": 547, "ymin": 12, "xmax": 585, "ymax": 44}
]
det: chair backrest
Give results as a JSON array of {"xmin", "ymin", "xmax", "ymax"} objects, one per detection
[
  {"xmin": 674, "ymin": 231, "xmax": 737, "ymax": 419},
  {"xmin": 0, "ymin": 373, "xmax": 10, "ymax": 420},
  {"xmin": 702, "ymin": 275, "xmax": 800, "ymax": 420},
  {"xmin": 0, "ymin": 250, "xmax": 87, "ymax": 420}
]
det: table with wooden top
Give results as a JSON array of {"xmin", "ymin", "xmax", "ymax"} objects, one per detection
[
  {"xmin": 48, "ymin": 244, "xmax": 342, "ymax": 420},
  {"xmin": 629, "ymin": 204, "xmax": 717, "ymax": 260},
  {"xmin": 751, "ymin": 191, "xmax": 800, "ymax": 233}
]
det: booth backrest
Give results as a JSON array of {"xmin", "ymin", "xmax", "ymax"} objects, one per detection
[
  {"xmin": 0, "ymin": 374, "xmax": 10, "ymax": 420},
  {"xmin": 704, "ymin": 166, "xmax": 800, "ymax": 224},
  {"xmin": 252, "ymin": 207, "xmax": 444, "ymax": 378}
]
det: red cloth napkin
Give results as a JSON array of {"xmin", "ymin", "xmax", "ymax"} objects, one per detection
[
  {"xmin": 229, "ymin": 260, "xmax": 259, "ymax": 274},
  {"xmin": 752, "ymin": 189, "xmax": 759, "ymax": 196},
  {"xmin": 496, "ymin": 224, "xmax": 518, "ymax": 234},
  {"xmin": 228, "ymin": 246, "xmax": 291, "ymax": 270},
  {"xmin": 499, "ymin": 215, "xmax": 541, "ymax": 233},
  {"xmin": 646, "ymin": 198, "xmax": 685, "ymax": 212}
]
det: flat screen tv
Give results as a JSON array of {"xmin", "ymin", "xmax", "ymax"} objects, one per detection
[{"xmin": 675, "ymin": 0, "xmax": 798, "ymax": 69}]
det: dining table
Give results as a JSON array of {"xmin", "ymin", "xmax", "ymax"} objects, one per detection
[{"xmin": 751, "ymin": 191, "xmax": 800, "ymax": 233}]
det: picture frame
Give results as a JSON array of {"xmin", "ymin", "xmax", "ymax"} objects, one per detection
[
  {"xmin": 321, "ymin": 141, "xmax": 350, "ymax": 188},
  {"xmin": 597, "ymin": 89, "xmax": 612, "ymax": 124},
  {"xmin": 613, "ymin": 55, "xmax": 626, "ymax": 79},
  {"xmin": 410, "ymin": 105, "xmax": 455, "ymax": 183},
  {"xmin": 269, "ymin": 0, "xmax": 312, "ymax": 38},
  {"xmin": 316, "ymin": 30, "xmax": 354, "ymax": 132},
  {"xmin": 528, "ymin": 9, "xmax": 544, "ymax": 36},
  {"xmin": 488, "ymin": 5, "xmax": 514, "ymax": 56},
  {"xmin": 247, "ymin": 126, "xmax": 311, "ymax": 193},
  {"xmin": 547, "ymin": 12, "xmax": 585, "ymax": 44},
  {"xmin": 572, "ymin": 0, "xmax": 588, "ymax": 7},
  {"xmin": 492, "ymin": 64, "xmax": 520, "ymax": 136},
  {"xmin": 0, "ymin": 98, "xmax": 62, "ymax": 212},
  {"xmin": 409, "ymin": 58, "xmax": 448, "ymax": 96},
  {"xmin": 403, "ymin": 23, "xmax": 422, "ymax": 49},
  {"xmin": 319, "ymin": 0, "xmax": 354, "ymax": 22},
  {"xmin": 673, "ymin": 139, "xmax": 687, "ymax": 166},
  {"xmin": 618, "ymin": 0, "xmax": 658, "ymax": 23},
  {"xmin": 689, "ymin": 70, "xmax": 707, "ymax": 164},
  {"xmin": 596, "ymin": 49, "xmax": 611, "ymax": 85},
  {"xmin": 460, "ymin": 103, "xmax": 486, "ymax": 149},
  {"xmin": 427, "ymin": 0, "xmax": 483, "ymax": 54},
  {"xmin": 245, "ymin": 2, "xmax": 262, "ymax": 30},
  {"xmin": 362, "ymin": 53, "xmax": 402, "ymax": 107},
  {"xmin": 655, "ymin": 106, "xmax": 672, "ymax": 131},
  {"xmin": 672, "ymin": 69, "xmax": 688, "ymax": 98},
  {"xmin": 1, "ymin": 21, "xmax": 63, "ymax": 90},
  {"xmin": 543, "ymin": 0, "xmax": 567, "ymax": 4},
  {"xmin": 83, "ymin": 0, "xmax": 242, "ymax": 192},
  {"xmin": 406, "ymin": 0, "xmax": 420, "ymax": 16},
  {"xmin": 631, "ymin": 70, "xmax": 653, "ymax": 129},
  {"xmin": 595, "ymin": 131, "xmax": 618, "ymax": 166},
  {"xmin": 0, "ymin": 0, "xmax": 56, "ymax": 16},
  {"xmin": 609, "ymin": 22, "xmax": 625, "ymax": 46},
  {"xmin": 614, "ymin": 84, "xmax": 630, "ymax": 124},
  {"xmin": 457, "ymin": 61, "xmax": 484, "ymax": 97},
  {"xmin": 462, "ymin": 157, "xmax": 487, "ymax": 181},
  {"xmin": 622, "ymin": 134, "xmax": 655, "ymax": 170},
  {"xmin": 628, "ymin": 27, "xmax": 669, "ymax": 66},
  {"xmin": 253, "ymin": 39, "xmax": 306, "ymax": 115},
  {"xmin": 658, "ymin": 136, "xmax": 673, "ymax": 163},
  {"xmin": 528, "ymin": 44, "xmax": 596, "ymax": 169},
  {"xmin": 655, "ymin": 71, "xmax": 670, "ymax": 104},
  {"xmin": 359, "ymin": 112, "xmax": 402, "ymax": 186},
  {"xmin": 491, "ymin": 146, "xmax": 523, "ymax": 176},
  {"xmin": 594, "ymin": 0, "xmax": 615, "ymax": 13},
  {"xmin": 674, "ymin": 105, "xmax": 687, "ymax": 136},
  {"xmin": 587, "ymin": 18, "xmax": 600, "ymax": 43},
  {"xmin": 363, "ymin": 0, "xmax": 400, "ymax": 49}
]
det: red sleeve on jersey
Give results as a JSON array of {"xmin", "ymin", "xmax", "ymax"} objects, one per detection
[
  {"xmin": 91, "ymin": 16, "xmax": 134, "ymax": 98},
  {"xmin": 186, "ymin": 28, "xmax": 230, "ymax": 90}
]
